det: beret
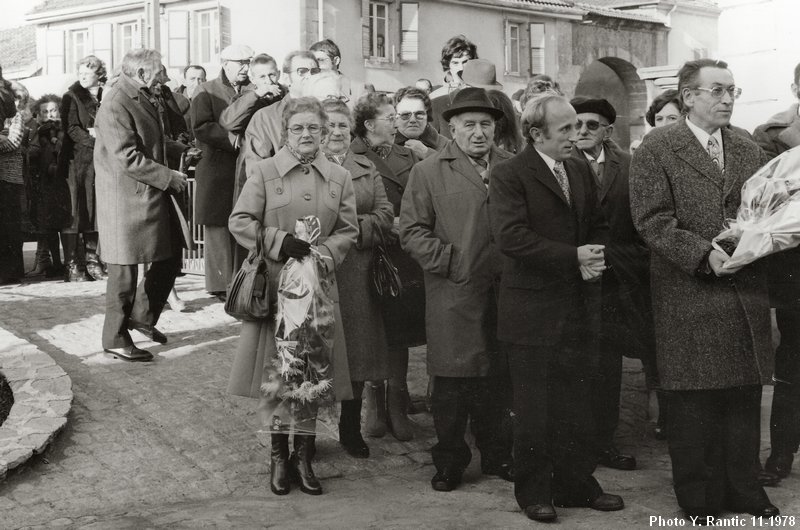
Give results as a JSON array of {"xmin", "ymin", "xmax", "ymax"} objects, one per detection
[{"xmin": 570, "ymin": 96, "xmax": 616, "ymax": 124}]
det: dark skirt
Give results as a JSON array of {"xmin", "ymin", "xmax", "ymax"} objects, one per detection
[
  {"xmin": 0, "ymin": 181, "xmax": 24, "ymax": 281},
  {"xmin": 337, "ymin": 246, "xmax": 389, "ymax": 381}
]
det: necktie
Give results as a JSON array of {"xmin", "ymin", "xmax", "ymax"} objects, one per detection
[
  {"xmin": 589, "ymin": 159, "xmax": 604, "ymax": 185},
  {"xmin": 707, "ymin": 136, "xmax": 724, "ymax": 171},
  {"xmin": 474, "ymin": 157, "xmax": 489, "ymax": 188},
  {"xmin": 553, "ymin": 161, "xmax": 572, "ymax": 206}
]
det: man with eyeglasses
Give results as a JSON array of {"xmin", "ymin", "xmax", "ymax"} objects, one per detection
[
  {"xmin": 190, "ymin": 44, "xmax": 257, "ymax": 300},
  {"xmin": 570, "ymin": 96, "xmax": 652, "ymax": 474},
  {"xmin": 630, "ymin": 58, "xmax": 778, "ymax": 520},
  {"xmin": 753, "ymin": 61, "xmax": 800, "ymax": 486},
  {"xmin": 393, "ymin": 87, "xmax": 447, "ymax": 159}
]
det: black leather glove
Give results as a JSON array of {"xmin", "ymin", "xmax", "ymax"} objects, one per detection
[{"xmin": 281, "ymin": 234, "xmax": 311, "ymax": 259}]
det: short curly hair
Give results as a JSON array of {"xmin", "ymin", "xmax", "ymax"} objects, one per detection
[
  {"xmin": 645, "ymin": 89, "xmax": 683, "ymax": 127},
  {"xmin": 353, "ymin": 92, "xmax": 394, "ymax": 138},
  {"xmin": 78, "ymin": 55, "xmax": 108, "ymax": 83},
  {"xmin": 394, "ymin": 86, "xmax": 432, "ymax": 121},
  {"xmin": 280, "ymin": 97, "xmax": 328, "ymax": 146},
  {"xmin": 440, "ymin": 35, "xmax": 478, "ymax": 73}
]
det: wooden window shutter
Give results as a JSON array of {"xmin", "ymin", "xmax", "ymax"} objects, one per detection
[
  {"xmin": 167, "ymin": 10, "xmax": 189, "ymax": 68},
  {"xmin": 361, "ymin": 0, "xmax": 370, "ymax": 59},
  {"xmin": 219, "ymin": 6, "xmax": 231, "ymax": 51},
  {"xmin": 45, "ymin": 29, "xmax": 65, "ymax": 75}
]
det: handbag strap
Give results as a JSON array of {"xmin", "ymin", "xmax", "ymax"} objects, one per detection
[{"xmin": 254, "ymin": 225, "xmax": 265, "ymax": 260}]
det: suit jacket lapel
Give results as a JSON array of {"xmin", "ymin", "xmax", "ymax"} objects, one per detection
[
  {"xmin": 671, "ymin": 119, "xmax": 723, "ymax": 189},
  {"xmin": 442, "ymin": 142, "xmax": 486, "ymax": 193},
  {"xmin": 777, "ymin": 117, "xmax": 800, "ymax": 150},
  {"xmin": 525, "ymin": 146, "xmax": 571, "ymax": 207},
  {"xmin": 564, "ymin": 157, "xmax": 586, "ymax": 220},
  {"xmin": 721, "ymin": 127, "xmax": 749, "ymax": 200},
  {"xmin": 599, "ymin": 153, "xmax": 619, "ymax": 202}
]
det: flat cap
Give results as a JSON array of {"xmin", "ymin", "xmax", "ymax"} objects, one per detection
[
  {"xmin": 220, "ymin": 44, "xmax": 254, "ymax": 62},
  {"xmin": 570, "ymin": 96, "xmax": 616, "ymax": 124}
]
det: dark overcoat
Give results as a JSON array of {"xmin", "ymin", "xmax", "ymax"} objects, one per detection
[
  {"xmin": 351, "ymin": 136, "xmax": 426, "ymax": 347},
  {"xmin": 190, "ymin": 71, "xmax": 253, "ymax": 226},
  {"xmin": 400, "ymin": 142, "xmax": 512, "ymax": 377},
  {"xmin": 226, "ymin": 147, "xmax": 358, "ymax": 401},
  {"xmin": 94, "ymin": 74, "xmax": 186, "ymax": 265},
  {"xmin": 573, "ymin": 144, "xmax": 654, "ymax": 359},
  {"xmin": 59, "ymin": 81, "xmax": 101, "ymax": 230},
  {"xmin": 753, "ymin": 104, "xmax": 800, "ymax": 308},
  {"xmin": 489, "ymin": 145, "xmax": 608, "ymax": 347},
  {"xmin": 629, "ymin": 118, "xmax": 773, "ymax": 391},
  {"xmin": 336, "ymin": 151, "xmax": 394, "ymax": 381}
]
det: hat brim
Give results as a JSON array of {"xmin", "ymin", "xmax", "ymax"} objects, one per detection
[
  {"xmin": 466, "ymin": 81, "xmax": 504, "ymax": 90},
  {"xmin": 442, "ymin": 104, "xmax": 505, "ymax": 122}
]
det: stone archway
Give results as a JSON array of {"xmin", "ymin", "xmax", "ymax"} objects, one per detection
[{"xmin": 574, "ymin": 57, "xmax": 648, "ymax": 150}]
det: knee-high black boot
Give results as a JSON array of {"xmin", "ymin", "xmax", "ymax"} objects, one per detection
[
  {"xmin": 339, "ymin": 382, "xmax": 369, "ymax": 458},
  {"xmin": 62, "ymin": 233, "xmax": 89, "ymax": 282},
  {"xmin": 291, "ymin": 435, "xmax": 322, "ymax": 495},
  {"xmin": 270, "ymin": 433, "xmax": 290, "ymax": 495}
]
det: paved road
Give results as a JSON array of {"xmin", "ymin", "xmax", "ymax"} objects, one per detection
[{"xmin": 0, "ymin": 269, "xmax": 796, "ymax": 529}]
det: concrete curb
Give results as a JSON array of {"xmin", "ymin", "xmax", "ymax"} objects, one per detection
[{"xmin": 0, "ymin": 328, "xmax": 72, "ymax": 479}]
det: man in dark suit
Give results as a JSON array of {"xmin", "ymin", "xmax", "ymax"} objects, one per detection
[
  {"xmin": 752, "ymin": 62, "xmax": 800, "ymax": 483},
  {"xmin": 630, "ymin": 59, "xmax": 778, "ymax": 519},
  {"xmin": 489, "ymin": 94, "xmax": 623, "ymax": 522},
  {"xmin": 571, "ymin": 96, "xmax": 653, "ymax": 471},
  {"xmin": 94, "ymin": 49, "xmax": 188, "ymax": 361},
  {"xmin": 400, "ymin": 87, "xmax": 514, "ymax": 492}
]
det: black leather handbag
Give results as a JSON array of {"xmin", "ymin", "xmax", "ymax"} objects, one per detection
[
  {"xmin": 371, "ymin": 225, "xmax": 403, "ymax": 298},
  {"xmin": 225, "ymin": 226, "xmax": 271, "ymax": 321}
]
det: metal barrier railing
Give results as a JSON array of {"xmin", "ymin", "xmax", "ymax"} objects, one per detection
[{"xmin": 182, "ymin": 175, "xmax": 205, "ymax": 275}]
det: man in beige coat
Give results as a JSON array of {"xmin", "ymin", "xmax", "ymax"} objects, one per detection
[{"xmin": 94, "ymin": 49, "xmax": 188, "ymax": 361}]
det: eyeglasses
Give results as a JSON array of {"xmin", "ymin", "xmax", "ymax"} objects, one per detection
[
  {"xmin": 372, "ymin": 115, "xmax": 396, "ymax": 122},
  {"xmin": 576, "ymin": 119, "xmax": 609, "ymax": 131},
  {"xmin": 397, "ymin": 111, "xmax": 427, "ymax": 121},
  {"xmin": 323, "ymin": 94, "xmax": 350, "ymax": 103},
  {"xmin": 693, "ymin": 85, "xmax": 742, "ymax": 100},
  {"xmin": 287, "ymin": 124, "xmax": 322, "ymax": 135},
  {"xmin": 296, "ymin": 67, "xmax": 321, "ymax": 77}
]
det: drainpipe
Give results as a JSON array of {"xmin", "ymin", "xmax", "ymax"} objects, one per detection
[{"xmin": 318, "ymin": 0, "xmax": 324, "ymax": 40}]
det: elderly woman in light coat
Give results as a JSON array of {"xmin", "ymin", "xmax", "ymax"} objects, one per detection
[{"xmin": 227, "ymin": 97, "xmax": 358, "ymax": 497}]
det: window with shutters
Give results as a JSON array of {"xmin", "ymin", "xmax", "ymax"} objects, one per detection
[
  {"xmin": 194, "ymin": 9, "xmax": 217, "ymax": 64},
  {"xmin": 67, "ymin": 29, "xmax": 89, "ymax": 73},
  {"xmin": 400, "ymin": 3, "xmax": 418, "ymax": 62},
  {"xmin": 46, "ymin": 30, "xmax": 65, "ymax": 75},
  {"xmin": 369, "ymin": 1, "xmax": 389, "ymax": 60},
  {"xmin": 116, "ymin": 21, "xmax": 139, "ymax": 65},
  {"xmin": 530, "ymin": 23, "xmax": 546, "ymax": 75},
  {"xmin": 505, "ymin": 22, "xmax": 521, "ymax": 75}
]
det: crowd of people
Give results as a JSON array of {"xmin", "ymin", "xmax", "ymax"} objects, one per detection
[{"xmin": 0, "ymin": 31, "xmax": 797, "ymax": 525}]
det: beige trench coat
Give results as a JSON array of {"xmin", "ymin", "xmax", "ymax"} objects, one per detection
[{"xmin": 226, "ymin": 147, "xmax": 358, "ymax": 401}]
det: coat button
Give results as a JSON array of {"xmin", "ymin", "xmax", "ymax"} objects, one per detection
[
  {"xmin": 330, "ymin": 190, "xmax": 337, "ymax": 198},
  {"xmin": 303, "ymin": 193, "xmax": 312, "ymax": 201},
  {"xmin": 301, "ymin": 166, "xmax": 310, "ymax": 174},
  {"xmin": 275, "ymin": 187, "xmax": 283, "ymax": 194}
]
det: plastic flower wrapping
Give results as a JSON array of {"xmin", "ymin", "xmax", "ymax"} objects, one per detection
[
  {"xmin": 262, "ymin": 216, "xmax": 337, "ymax": 436},
  {"xmin": 713, "ymin": 146, "xmax": 800, "ymax": 270}
]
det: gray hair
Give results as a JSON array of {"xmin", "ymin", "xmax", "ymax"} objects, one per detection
[
  {"xmin": 520, "ymin": 92, "xmax": 566, "ymax": 144},
  {"xmin": 120, "ymin": 49, "xmax": 162, "ymax": 78}
]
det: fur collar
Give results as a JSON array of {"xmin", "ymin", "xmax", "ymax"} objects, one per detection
[{"xmin": 68, "ymin": 81, "xmax": 102, "ymax": 112}]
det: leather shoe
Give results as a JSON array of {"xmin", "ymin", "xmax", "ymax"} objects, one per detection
[
  {"xmin": 431, "ymin": 470, "xmax": 462, "ymax": 492},
  {"xmin": 765, "ymin": 451, "xmax": 794, "ymax": 479},
  {"xmin": 726, "ymin": 502, "xmax": 780, "ymax": 517},
  {"xmin": 128, "ymin": 323, "xmax": 167, "ymax": 344},
  {"xmin": 482, "ymin": 461, "xmax": 514, "ymax": 482},
  {"xmin": 758, "ymin": 468, "xmax": 781, "ymax": 487},
  {"xmin": 104, "ymin": 345, "xmax": 153, "ymax": 362},
  {"xmin": 598, "ymin": 446, "xmax": 637, "ymax": 471},
  {"xmin": 524, "ymin": 504, "xmax": 557, "ymax": 522},
  {"xmin": 589, "ymin": 493, "xmax": 625, "ymax": 512}
]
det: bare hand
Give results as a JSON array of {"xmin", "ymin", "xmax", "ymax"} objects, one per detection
[
  {"xmin": 255, "ymin": 82, "xmax": 282, "ymax": 99},
  {"xmin": 577, "ymin": 244, "xmax": 605, "ymax": 267},
  {"xmin": 168, "ymin": 170, "xmax": 188, "ymax": 193},
  {"xmin": 708, "ymin": 249, "xmax": 740, "ymax": 276},
  {"xmin": 88, "ymin": 127, "xmax": 97, "ymax": 138},
  {"xmin": 404, "ymin": 139, "xmax": 429, "ymax": 159}
]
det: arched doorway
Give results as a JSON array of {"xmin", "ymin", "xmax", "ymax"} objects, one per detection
[{"xmin": 574, "ymin": 57, "xmax": 648, "ymax": 150}]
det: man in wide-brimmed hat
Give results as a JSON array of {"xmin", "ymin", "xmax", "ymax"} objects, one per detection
[
  {"xmin": 431, "ymin": 58, "xmax": 503, "ymax": 139},
  {"xmin": 400, "ymin": 87, "xmax": 514, "ymax": 492}
]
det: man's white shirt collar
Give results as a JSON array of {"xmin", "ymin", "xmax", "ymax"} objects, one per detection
[
  {"xmin": 582, "ymin": 147, "xmax": 605, "ymax": 164},
  {"xmin": 686, "ymin": 117, "xmax": 723, "ymax": 153},
  {"xmin": 535, "ymin": 148, "xmax": 558, "ymax": 174}
]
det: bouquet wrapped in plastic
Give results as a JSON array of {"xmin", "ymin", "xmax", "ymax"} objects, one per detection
[
  {"xmin": 265, "ymin": 216, "xmax": 336, "ymax": 435},
  {"xmin": 713, "ymin": 146, "xmax": 800, "ymax": 270}
]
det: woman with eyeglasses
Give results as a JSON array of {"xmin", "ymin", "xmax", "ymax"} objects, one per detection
[
  {"xmin": 351, "ymin": 92, "xmax": 424, "ymax": 443},
  {"xmin": 320, "ymin": 98, "xmax": 394, "ymax": 458},
  {"xmin": 393, "ymin": 87, "xmax": 447, "ymax": 159},
  {"xmin": 228, "ymin": 97, "xmax": 358, "ymax": 496}
]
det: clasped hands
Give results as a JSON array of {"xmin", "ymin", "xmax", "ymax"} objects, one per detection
[
  {"xmin": 707, "ymin": 249, "xmax": 742, "ymax": 276},
  {"xmin": 578, "ymin": 244, "xmax": 606, "ymax": 282}
]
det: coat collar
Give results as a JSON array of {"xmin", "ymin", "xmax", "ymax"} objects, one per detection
[
  {"xmin": 524, "ymin": 144, "xmax": 584, "ymax": 212},
  {"xmin": 669, "ymin": 117, "xmax": 724, "ymax": 189},
  {"xmin": 351, "ymin": 136, "xmax": 412, "ymax": 188},
  {"xmin": 68, "ymin": 80, "xmax": 101, "ymax": 110},
  {"xmin": 343, "ymin": 150, "xmax": 374, "ymax": 180},
  {"xmin": 395, "ymin": 124, "xmax": 444, "ymax": 150},
  {"xmin": 439, "ymin": 140, "xmax": 512, "ymax": 194},
  {"xmin": 273, "ymin": 146, "xmax": 334, "ymax": 181}
]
